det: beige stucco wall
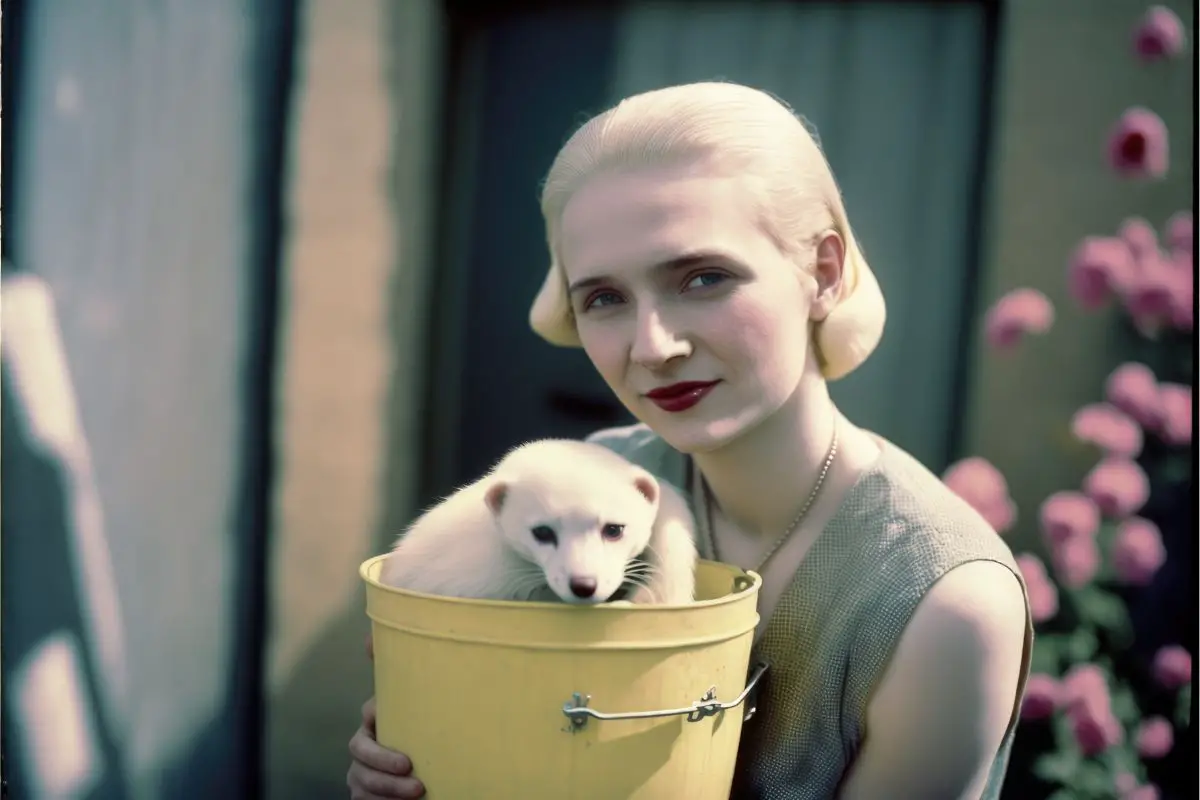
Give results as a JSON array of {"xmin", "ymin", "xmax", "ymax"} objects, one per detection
[
  {"xmin": 264, "ymin": 1, "xmax": 440, "ymax": 797},
  {"xmin": 961, "ymin": 0, "xmax": 1195, "ymax": 556}
]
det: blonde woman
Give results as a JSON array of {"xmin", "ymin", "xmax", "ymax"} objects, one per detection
[{"xmin": 348, "ymin": 81, "xmax": 1032, "ymax": 800}]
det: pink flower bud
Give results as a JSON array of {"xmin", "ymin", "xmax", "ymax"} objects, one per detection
[
  {"xmin": 985, "ymin": 288, "xmax": 1055, "ymax": 349},
  {"xmin": 1116, "ymin": 773, "xmax": 1139, "ymax": 795},
  {"xmin": 1166, "ymin": 261, "xmax": 1194, "ymax": 331},
  {"xmin": 942, "ymin": 457, "xmax": 1017, "ymax": 533},
  {"xmin": 1067, "ymin": 236, "xmax": 1136, "ymax": 309},
  {"xmin": 1111, "ymin": 517, "xmax": 1167, "ymax": 586},
  {"xmin": 1016, "ymin": 553, "xmax": 1059, "ymax": 623},
  {"xmin": 1155, "ymin": 383, "xmax": 1193, "ymax": 446},
  {"xmin": 1108, "ymin": 107, "xmax": 1170, "ymax": 179},
  {"xmin": 1027, "ymin": 577, "xmax": 1060, "ymax": 624},
  {"xmin": 1051, "ymin": 534, "xmax": 1101, "ymax": 588},
  {"xmin": 1135, "ymin": 715, "xmax": 1174, "ymax": 758},
  {"xmin": 1069, "ymin": 705, "xmax": 1125, "ymax": 756},
  {"xmin": 1152, "ymin": 645, "xmax": 1192, "ymax": 690},
  {"xmin": 1063, "ymin": 664, "xmax": 1112, "ymax": 716},
  {"xmin": 1039, "ymin": 491, "xmax": 1101, "ymax": 546},
  {"xmin": 1105, "ymin": 362, "xmax": 1161, "ymax": 429},
  {"xmin": 1071, "ymin": 403, "xmax": 1144, "ymax": 458},
  {"xmin": 1123, "ymin": 257, "xmax": 1177, "ymax": 328},
  {"xmin": 1020, "ymin": 674, "xmax": 1060, "ymax": 720},
  {"xmin": 1125, "ymin": 785, "xmax": 1161, "ymax": 800},
  {"xmin": 1132, "ymin": 6, "xmax": 1187, "ymax": 62},
  {"xmin": 1119, "ymin": 217, "xmax": 1160, "ymax": 264},
  {"xmin": 1165, "ymin": 210, "xmax": 1193, "ymax": 256},
  {"xmin": 1083, "ymin": 457, "xmax": 1150, "ymax": 518}
]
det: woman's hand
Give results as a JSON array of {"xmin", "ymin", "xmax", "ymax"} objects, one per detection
[{"xmin": 347, "ymin": 635, "xmax": 426, "ymax": 799}]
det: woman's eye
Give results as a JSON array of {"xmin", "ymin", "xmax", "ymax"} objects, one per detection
[
  {"xmin": 684, "ymin": 272, "xmax": 728, "ymax": 291},
  {"xmin": 530, "ymin": 525, "xmax": 557, "ymax": 545},
  {"xmin": 584, "ymin": 291, "xmax": 623, "ymax": 311}
]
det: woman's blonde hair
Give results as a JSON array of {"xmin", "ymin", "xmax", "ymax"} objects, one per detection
[{"xmin": 528, "ymin": 81, "xmax": 886, "ymax": 381}]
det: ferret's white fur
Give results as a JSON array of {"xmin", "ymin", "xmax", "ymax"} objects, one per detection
[{"xmin": 379, "ymin": 439, "xmax": 698, "ymax": 605}]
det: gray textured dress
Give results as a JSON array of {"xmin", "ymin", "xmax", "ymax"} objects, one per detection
[{"xmin": 585, "ymin": 422, "xmax": 1033, "ymax": 800}]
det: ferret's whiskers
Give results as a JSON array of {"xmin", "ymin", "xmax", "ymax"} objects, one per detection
[
  {"xmin": 622, "ymin": 557, "xmax": 662, "ymax": 603},
  {"xmin": 498, "ymin": 565, "xmax": 552, "ymax": 602}
]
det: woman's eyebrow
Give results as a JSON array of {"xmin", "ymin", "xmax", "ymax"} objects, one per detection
[{"xmin": 567, "ymin": 250, "xmax": 734, "ymax": 296}]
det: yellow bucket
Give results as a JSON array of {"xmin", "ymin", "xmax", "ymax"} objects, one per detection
[{"xmin": 361, "ymin": 554, "xmax": 764, "ymax": 799}]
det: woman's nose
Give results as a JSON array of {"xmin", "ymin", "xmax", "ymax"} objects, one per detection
[{"xmin": 630, "ymin": 309, "xmax": 690, "ymax": 367}]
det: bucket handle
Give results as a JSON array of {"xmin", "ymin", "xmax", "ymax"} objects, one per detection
[{"xmin": 561, "ymin": 662, "xmax": 769, "ymax": 733}]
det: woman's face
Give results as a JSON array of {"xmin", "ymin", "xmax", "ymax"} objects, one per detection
[{"xmin": 557, "ymin": 162, "xmax": 825, "ymax": 453}]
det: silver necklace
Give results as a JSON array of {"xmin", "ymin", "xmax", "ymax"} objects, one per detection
[{"xmin": 704, "ymin": 424, "xmax": 840, "ymax": 575}]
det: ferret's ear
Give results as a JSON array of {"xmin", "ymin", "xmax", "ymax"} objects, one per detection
[
  {"xmin": 484, "ymin": 481, "xmax": 508, "ymax": 514},
  {"xmin": 633, "ymin": 473, "xmax": 658, "ymax": 505}
]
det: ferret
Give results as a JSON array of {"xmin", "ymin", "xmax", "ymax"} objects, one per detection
[{"xmin": 379, "ymin": 439, "xmax": 698, "ymax": 605}]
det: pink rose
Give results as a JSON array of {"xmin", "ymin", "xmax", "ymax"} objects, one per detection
[
  {"xmin": 1105, "ymin": 362, "xmax": 1161, "ymax": 428},
  {"xmin": 1122, "ymin": 256, "xmax": 1177, "ymax": 329},
  {"xmin": 1016, "ymin": 553, "xmax": 1059, "ymax": 623},
  {"xmin": 1119, "ymin": 217, "xmax": 1160, "ymax": 264},
  {"xmin": 1154, "ymin": 383, "xmax": 1193, "ymax": 446},
  {"xmin": 1039, "ymin": 491, "xmax": 1101, "ymax": 546},
  {"xmin": 1125, "ymin": 786, "xmax": 1161, "ymax": 800},
  {"xmin": 1135, "ymin": 715, "xmax": 1174, "ymax": 758},
  {"xmin": 984, "ymin": 288, "xmax": 1054, "ymax": 349},
  {"xmin": 1070, "ymin": 403, "xmax": 1144, "ymax": 458},
  {"xmin": 942, "ymin": 457, "xmax": 1017, "ymax": 534},
  {"xmin": 1067, "ymin": 236, "xmax": 1136, "ymax": 309},
  {"xmin": 1051, "ymin": 534, "xmax": 1101, "ymax": 589},
  {"xmin": 1020, "ymin": 673, "xmax": 1060, "ymax": 720},
  {"xmin": 1107, "ymin": 107, "xmax": 1169, "ymax": 179},
  {"xmin": 1152, "ymin": 645, "xmax": 1192, "ymax": 690},
  {"xmin": 1083, "ymin": 457, "xmax": 1150, "ymax": 518},
  {"xmin": 1069, "ymin": 705, "xmax": 1125, "ymax": 756},
  {"xmin": 1132, "ymin": 6, "xmax": 1187, "ymax": 62},
  {"xmin": 1165, "ymin": 210, "xmax": 1193, "ymax": 256},
  {"xmin": 1116, "ymin": 773, "xmax": 1139, "ymax": 795},
  {"xmin": 1062, "ymin": 664, "xmax": 1111, "ymax": 715},
  {"xmin": 1111, "ymin": 517, "xmax": 1167, "ymax": 586},
  {"xmin": 1166, "ymin": 261, "xmax": 1194, "ymax": 331}
]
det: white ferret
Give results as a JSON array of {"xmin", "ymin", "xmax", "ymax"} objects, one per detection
[{"xmin": 379, "ymin": 439, "xmax": 699, "ymax": 605}]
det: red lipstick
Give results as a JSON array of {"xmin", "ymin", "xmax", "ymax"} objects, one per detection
[{"xmin": 645, "ymin": 381, "xmax": 720, "ymax": 413}]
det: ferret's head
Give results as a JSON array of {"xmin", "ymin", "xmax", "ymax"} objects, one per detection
[{"xmin": 483, "ymin": 441, "xmax": 662, "ymax": 605}]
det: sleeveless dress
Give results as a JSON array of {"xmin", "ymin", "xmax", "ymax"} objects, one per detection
[{"xmin": 585, "ymin": 422, "xmax": 1034, "ymax": 800}]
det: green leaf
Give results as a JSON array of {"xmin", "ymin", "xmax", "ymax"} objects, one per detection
[
  {"xmin": 1066, "ymin": 627, "xmax": 1100, "ymax": 662},
  {"xmin": 1074, "ymin": 761, "xmax": 1116, "ymax": 798},
  {"xmin": 1175, "ymin": 683, "xmax": 1192, "ymax": 728},
  {"xmin": 1035, "ymin": 748, "xmax": 1082, "ymax": 785},
  {"xmin": 1073, "ymin": 586, "xmax": 1133, "ymax": 645},
  {"xmin": 1109, "ymin": 682, "xmax": 1142, "ymax": 728},
  {"xmin": 1031, "ymin": 634, "xmax": 1065, "ymax": 674}
]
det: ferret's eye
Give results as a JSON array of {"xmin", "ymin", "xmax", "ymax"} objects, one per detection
[
  {"xmin": 601, "ymin": 523, "xmax": 624, "ymax": 541},
  {"xmin": 530, "ymin": 525, "xmax": 557, "ymax": 546}
]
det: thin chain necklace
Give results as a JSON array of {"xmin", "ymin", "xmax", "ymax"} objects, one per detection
[{"xmin": 703, "ymin": 423, "xmax": 840, "ymax": 576}]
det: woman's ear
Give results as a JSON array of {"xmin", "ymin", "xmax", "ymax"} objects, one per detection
[{"xmin": 809, "ymin": 230, "xmax": 846, "ymax": 322}]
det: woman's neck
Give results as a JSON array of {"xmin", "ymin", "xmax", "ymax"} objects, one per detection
[{"xmin": 691, "ymin": 370, "xmax": 842, "ymax": 540}]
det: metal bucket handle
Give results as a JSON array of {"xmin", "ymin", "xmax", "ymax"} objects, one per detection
[{"xmin": 561, "ymin": 661, "xmax": 769, "ymax": 733}]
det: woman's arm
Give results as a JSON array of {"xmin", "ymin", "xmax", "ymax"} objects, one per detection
[{"xmin": 837, "ymin": 560, "xmax": 1029, "ymax": 800}]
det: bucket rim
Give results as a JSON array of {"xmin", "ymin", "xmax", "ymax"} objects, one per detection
[{"xmin": 359, "ymin": 553, "xmax": 761, "ymax": 611}]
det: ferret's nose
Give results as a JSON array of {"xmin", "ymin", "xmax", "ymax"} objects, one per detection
[{"xmin": 568, "ymin": 576, "xmax": 597, "ymax": 598}]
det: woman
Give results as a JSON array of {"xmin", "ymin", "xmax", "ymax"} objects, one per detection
[{"xmin": 347, "ymin": 81, "xmax": 1032, "ymax": 800}]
